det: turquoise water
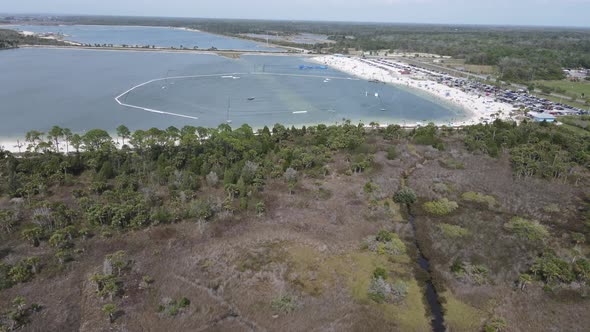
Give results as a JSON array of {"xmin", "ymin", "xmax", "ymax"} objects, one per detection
[
  {"xmin": 2, "ymin": 24, "xmax": 280, "ymax": 51},
  {"xmin": 0, "ymin": 48, "xmax": 466, "ymax": 139}
]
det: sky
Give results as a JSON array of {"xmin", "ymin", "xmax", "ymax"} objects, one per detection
[{"xmin": 3, "ymin": 0, "xmax": 590, "ymax": 27}]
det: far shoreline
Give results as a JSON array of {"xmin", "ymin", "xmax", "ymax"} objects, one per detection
[{"xmin": 0, "ymin": 23, "xmax": 291, "ymax": 53}]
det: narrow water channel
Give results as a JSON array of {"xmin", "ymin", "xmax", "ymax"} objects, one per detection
[{"xmin": 409, "ymin": 214, "xmax": 446, "ymax": 332}]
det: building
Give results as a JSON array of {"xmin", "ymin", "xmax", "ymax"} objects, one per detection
[{"xmin": 528, "ymin": 111, "xmax": 556, "ymax": 123}]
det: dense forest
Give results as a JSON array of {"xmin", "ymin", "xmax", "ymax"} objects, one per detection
[
  {"xmin": 49, "ymin": 16, "xmax": 590, "ymax": 81},
  {"xmin": 0, "ymin": 120, "xmax": 589, "ymax": 331},
  {"xmin": 0, "ymin": 29, "xmax": 66, "ymax": 49}
]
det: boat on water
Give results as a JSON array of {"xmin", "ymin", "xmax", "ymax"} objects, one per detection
[{"xmin": 247, "ymin": 97, "xmax": 255, "ymax": 101}]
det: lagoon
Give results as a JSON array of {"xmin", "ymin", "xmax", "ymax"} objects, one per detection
[
  {"xmin": 2, "ymin": 24, "xmax": 280, "ymax": 51},
  {"xmin": 0, "ymin": 48, "xmax": 466, "ymax": 142}
]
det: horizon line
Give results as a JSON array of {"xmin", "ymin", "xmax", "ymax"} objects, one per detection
[{"xmin": 2, "ymin": 12, "xmax": 590, "ymax": 30}]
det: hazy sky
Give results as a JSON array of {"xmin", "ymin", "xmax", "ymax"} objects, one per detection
[{"xmin": 3, "ymin": 0, "xmax": 590, "ymax": 27}]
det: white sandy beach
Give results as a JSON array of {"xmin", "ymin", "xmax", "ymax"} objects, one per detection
[
  {"xmin": 312, "ymin": 55, "xmax": 514, "ymax": 126},
  {"xmin": 18, "ymin": 29, "xmax": 82, "ymax": 46},
  {"xmin": 0, "ymin": 139, "xmax": 26, "ymax": 154}
]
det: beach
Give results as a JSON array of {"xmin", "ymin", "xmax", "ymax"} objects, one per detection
[{"xmin": 312, "ymin": 55, "xmax": 514, "ymax": 126}]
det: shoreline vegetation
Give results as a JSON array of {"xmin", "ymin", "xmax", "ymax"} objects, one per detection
[
  {"xmin": 0, "ymin": 28, "xmax": 67, "ymax": 49},
  {"xmin": 0, "ymin": 120, "xmax": 589, "ymax": 331}
]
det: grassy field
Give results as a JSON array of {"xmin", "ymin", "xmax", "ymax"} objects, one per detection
[
  {"xmin": 559, "ymin": 115, "xmax": 590, "ymax": 136},
  {"xmin": 534, "ymin": 93, "xmax": 589, "ymax": 110},
  {"xmin": 440, "ymin": 291, "xmax": 486, "ymax": 331},
  {"xmin": 439, "ymin": 59, "xmax": 497, "ymax": 75},
  {"xmin": 534, "ymin": 80, "xmax": 590, "ymax": 97},
  {"xmin": 560, "ymin": 123, "xmax": 590, "ymax": 136}
]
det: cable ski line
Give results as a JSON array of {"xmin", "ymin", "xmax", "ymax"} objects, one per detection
[{"xmin": 114, "ymin": 72, "xmax": 356, "ymax": 120}]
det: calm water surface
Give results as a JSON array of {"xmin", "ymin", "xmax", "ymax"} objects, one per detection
[
  {"xmin": 0, "ymin": 48, "xmax": 466, "ymax": 140},
  {"xmin": 2, "ymin": 24, "xmax": 280, "ymax": 51}
]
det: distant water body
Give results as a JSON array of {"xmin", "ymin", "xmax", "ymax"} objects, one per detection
[
  {"xmin": 0, "ymin": 48, "xmax": 466, "ymax": 140},
  {"xmin": 2, "ymin": 24, "xmax": 280, "ymax": 51}
]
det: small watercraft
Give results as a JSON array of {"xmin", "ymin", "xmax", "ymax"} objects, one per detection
[{"xmin": 247, "ymin": 97, "xmax": 255, "ymax": 101}]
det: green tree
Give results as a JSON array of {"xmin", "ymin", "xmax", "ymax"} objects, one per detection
[
  {"xmin": 82, "ymin": 129, "xmax": 112, "ymax": 152},
  {"xmin": 25, "ymin": 130, "xmax": 44, "ymax": 152},
  {"xmin": 9, "ymin": 261, "xmax": 33, "ymax": 283},
  {"xmin": 48, "ymin": 231, "xmax": 69, "ymax": 248},
  {"xmin": 62, "ymin": 128, "xmax": 73, "ymax": 153},
  {"xmin": 386, "ymin": 146, "xmax": 398, "ymax": 160},
  {"xmin": 116, "ymin": 125, "xmax": 131, "ymax": 146},
  {"xmin": 48, "ymin": 126, "xmax": 64, "ymax": 153},
  {"xmin": 98, "ymin": 161, "xmax": 115, "ymax": 180},
  {"xmin": 70, "ymin": 134, "xmax": 82, "ymax": 153},
  {"xmin": 21, "ymin": 227, "xmax": 43, "ymax": 247},
  {"xmin": 393, "ymin": 187, "xmax": 417, "ymax": 205}
]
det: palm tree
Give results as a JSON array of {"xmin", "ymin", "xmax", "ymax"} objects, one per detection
[
  {"xmin": 62, "ymin": 128, "xmax": 72, "ymax": 153},
  {"xmin": 48, "ymin": 126, "xmax": 64, "ymax": 152}
]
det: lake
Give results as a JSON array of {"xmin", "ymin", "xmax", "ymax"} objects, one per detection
[
  {"xmin": 2, "ymin": 24, "xmax": 281, "ymax": 51},
  {"xmin": 0, "ymin": 48, "xmax": 466, "ymax": 142}
]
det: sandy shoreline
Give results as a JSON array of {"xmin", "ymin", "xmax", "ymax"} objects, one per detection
[
  {"xmin": 312, "ymin": 55, "xmax": 514, "ymax": 126},
  {"xmin": 0, "ymin": 54, "xmax": 514, "ymax": 153},
  {"xmin": 0, "ymin": 139, "xmax": 26, "ymax": 154}
]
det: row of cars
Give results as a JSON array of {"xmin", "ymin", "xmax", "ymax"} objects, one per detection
[{"xmin": 368, "ymin": 57, "xmax": 588, "ymax": 118}]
